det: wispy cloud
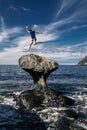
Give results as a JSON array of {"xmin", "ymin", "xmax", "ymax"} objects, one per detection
[
  {"xmin": 8, "ymin": 5, "xmax": 18, "ymax": 11},
  {"xmin": 0, "ymin": 31, "xmax": 8, "ymax": 43},
  {"xmin": 0, "ymin": 17, "xmax": 8, "ymax": 42},
  {"xmin": 56, "ymin": 0, "xmax": 87, "ymax": 22},
  {"xmin": 0, "ymin": 16, "xmax": 23, "ymax": 47},
  {"xmin": 1, "ymin": 16, "xmax": 6, "ymax": 30},
  {"xmin": 21, "ymin": 6, "xmax": 30, "ymax": 12},
  {"xmin": 8, "ymin": 5, "xmax": 31, "ymax": 13},
  {"xmin": 56, "ymin": 0, "xmax": 77, "ymax": 17}
]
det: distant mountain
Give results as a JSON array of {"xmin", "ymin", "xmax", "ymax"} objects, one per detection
[{"xmin": 78, "ymin": 56, "xmax": 87, "ymax": 65}]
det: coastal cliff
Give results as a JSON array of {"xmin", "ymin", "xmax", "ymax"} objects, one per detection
[{"xmin": 78, "ymin": 56, "xmax": 87, "ymax": 65}]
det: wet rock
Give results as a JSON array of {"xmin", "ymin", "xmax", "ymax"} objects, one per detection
[
  {"xmin": 0, "ymin": 96, "xmax": 3, "ymax": 103},
  {"xmin": 19, "ymin": 54, "xmax": 58, "ymax": 88},
  {"xmin": 58, "ymin": 95, "xmax": 75, "ymax": 106},
  {"xmin": 13, "ymin": 89, "xmax": 45, "ymax": 112},
  {"xmin": 70, "ymin": 124, "xmax": 87, "ymax": 130},
  {"xmin": 61, "ymin": 109, "xmax": 78, "ymax": 119},
  {"xmin": 78, "ymin": 112, "xmax": 87, "ymax": 119},
  {"xmin": 55, "ymin": 116, "xmax": 71, "ymax": 130},
  {"xmin": 13, "ymin": 87, "xmax": 75, "ymax": 112}
]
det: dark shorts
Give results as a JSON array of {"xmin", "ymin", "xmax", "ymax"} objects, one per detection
[{"xmin": 32, "ymin": 37, "xmax": 37, "ymax": 41}]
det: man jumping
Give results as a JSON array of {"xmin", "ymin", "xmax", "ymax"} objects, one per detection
[{"xmin": 26, "ymin": 26, "xmax": 41, "ymax": 51}]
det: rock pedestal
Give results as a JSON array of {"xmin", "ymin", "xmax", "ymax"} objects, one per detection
[
  {"xmin": 14, "ymin": 54, "xmax": 75, "ymax": 111},
  {"xmin": 19, "ymin": 54, "xmax": 58, "ymax": 88}
]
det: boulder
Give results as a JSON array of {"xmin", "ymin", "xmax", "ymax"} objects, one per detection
[
  {"xmin": 19, "ymin": 54, "xmax": 58, "ymax": 88},
  {"xmin": 61, "ymin": 109, "xmax": 78, "ymax": 119},
  {"xmin": 55, "ymin": 116, "xmax": 71, "ymax": 130}
]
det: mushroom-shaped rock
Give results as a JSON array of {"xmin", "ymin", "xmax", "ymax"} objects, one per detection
[{"xmin": 19, "ymin": 54, "xmax": 58, "ymax": 88}]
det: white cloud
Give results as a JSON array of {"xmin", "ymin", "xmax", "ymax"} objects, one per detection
[
  {"xmin": 8, "ymin": 5, "xmax": 18, "ymax": 11},
  {"xmin": 0, "ymin": 37, "xmax": 87, "ymax": 65},
  {"xmin": 8, "ymin": 5, "xmax": 31, "ymax": 13},
  {"xmin": 0, "ymin": 17, "xmax": 8, "ymax": 42},
  {"xmin": 0, "ymin": 35, "xmax": 30, "ymax": 64},
  {"xmin": 56, "ymin": 0, "xmax": 80, "ymax": 18},
  {"xmin": 0, "ymin": 17, "xmax": 23, "ymax": 44},
  {"xmin": 0, "ymin": 26, "xmax": 22, "ymax": 43},
  {"xmin": 1, "ymin": 16, "xmax": 6, "ymax": 30},
  {"xmin": 21, "ymin": 7, "xmax": 30, "ymax": 12},
  {"xmin": 56, "ymin": 0, "xmax": 87, "ymax": 22},
  {"xmin": 0, "ymin": 31, "xmax": 8, "ymax": 43}
]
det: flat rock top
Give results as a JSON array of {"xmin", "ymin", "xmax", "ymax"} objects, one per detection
[{"xmin": 19, "ymin": 54, "xmax": 58, "ymax": 73}]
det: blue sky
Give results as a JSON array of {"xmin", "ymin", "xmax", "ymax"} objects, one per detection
[{"xmin": 0, "ymin": 0, "xmax": 87, "ymax": 65}]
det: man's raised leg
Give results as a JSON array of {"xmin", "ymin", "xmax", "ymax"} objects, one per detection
[{"xmin": 34, "ymin": 40, "xmax": 42, "ymax": 45}]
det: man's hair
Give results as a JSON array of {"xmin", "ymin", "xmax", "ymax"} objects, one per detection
[
  {"xmin": 26, "ymin": 26, "xmax": 32, "ymax": 32},
  {"xmin": 29, "ymin": 29, "xmax": 32, "ymax": 31}
]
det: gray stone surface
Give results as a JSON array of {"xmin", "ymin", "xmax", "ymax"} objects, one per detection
[
  {"xmin": 19, "ymin": 54, "xmax": 58, "ymax": 88},
  {"xmin": 13, "ymin": 86, "xmax": 75, "ymax": 112}
]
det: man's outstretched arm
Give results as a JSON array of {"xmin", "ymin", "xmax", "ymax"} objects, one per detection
[{"xmin": 35, "ymin": 31, "xmax": 43, "ymax": 34}]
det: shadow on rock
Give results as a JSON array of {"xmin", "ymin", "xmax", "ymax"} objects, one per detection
[{"xmin": 0, "ymin": 104, "xmax": 47, "ymax": 130}]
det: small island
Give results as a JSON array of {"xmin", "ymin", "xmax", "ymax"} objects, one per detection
[{"xmin": 78, "ymin": 56, "xmax": 87, "ymax": 66}]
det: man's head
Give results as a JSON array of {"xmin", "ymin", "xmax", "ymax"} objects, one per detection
[{"xmin": 26, "ymin": 27, "xmax": 32, "ymax": 32}]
